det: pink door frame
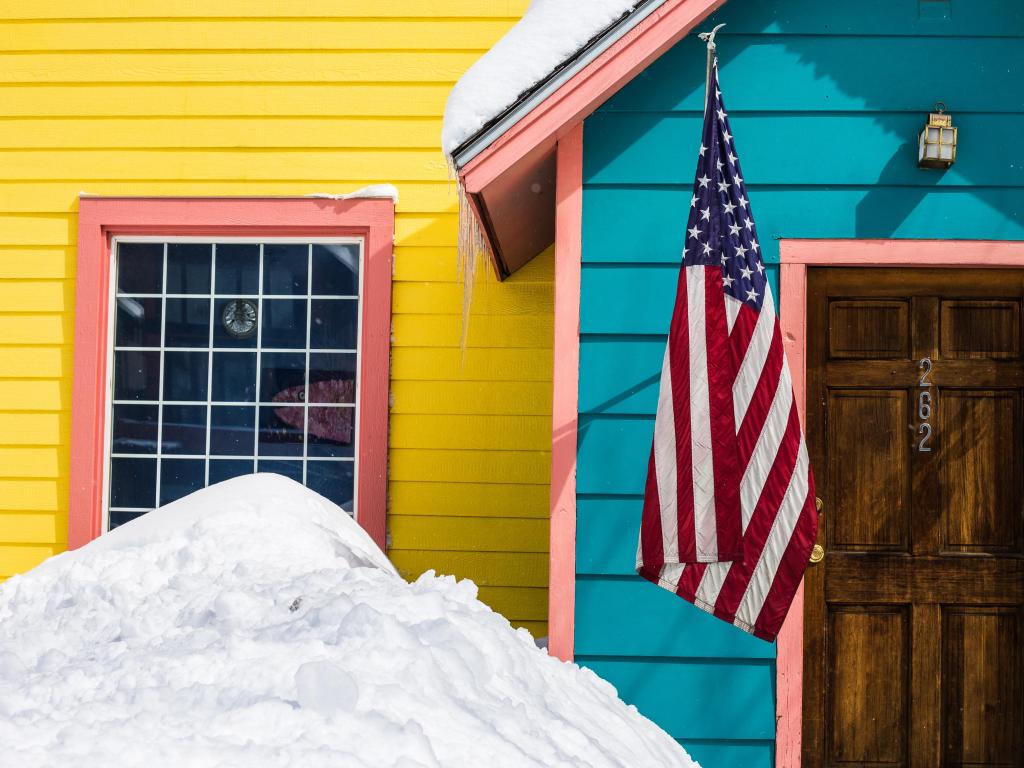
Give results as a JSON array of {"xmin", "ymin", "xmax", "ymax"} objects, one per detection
[
  {"xmin": 70, "ymin": 197, "xmax": 394, "ymax": 552},
  {"xmin": 776, "ymin": 237, "xmax": 1024, "ymax": 767}
]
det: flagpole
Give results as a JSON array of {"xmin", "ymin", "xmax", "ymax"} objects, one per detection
[{"xmin": 698, "ymin": 23, "xmax": 726, "ymax": 110}]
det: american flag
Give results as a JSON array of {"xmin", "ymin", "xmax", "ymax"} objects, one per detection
[{"xmin": 635, "ymin": 58, "xmax": 818, "ymax": 642}]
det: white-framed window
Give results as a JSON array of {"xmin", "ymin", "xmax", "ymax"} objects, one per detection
[{"xmin": 104, "ymin": 237, "xmax": 363, "ymax": 530}]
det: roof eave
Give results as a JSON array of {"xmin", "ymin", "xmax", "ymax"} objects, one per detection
[{"xmin": 452, "ymin": 0, "xmax": 729, "ymax": 279}]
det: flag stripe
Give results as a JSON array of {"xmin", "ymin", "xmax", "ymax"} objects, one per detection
[
  {"xmin": 733, "ymin": 295, "xmax": 776, "ymax": 428},
  {"xmin": 737, "ymin": 318, "xmax": 784, "ymax": 464},
  {"xmin": 708, "ymin": 403, "xmax": 803, "ymax": 619},
  {"xmin": 686, "ymin": 266, "xmax": 718, "ymax": 562},
  {"xmin": 751, "ymin": 488, "xmax": 818, "ymax": 639},
  {"xmin": 668, "ymin": 268, "xmax": 697, "ymax": 563},
  {"xmin": 734, "ymin": 437, "xmax": 809, "ymax": 631},
  {"xmin": 653, "ymin": 345, "xmax": 679, "ymax": 564},
  {"xmin": 740, "ymin": 360, "xmax": 793, "ymax": 527},
  {"xmin": 703, "ymin": 267, "xmax": 742, "ymax": 561}
]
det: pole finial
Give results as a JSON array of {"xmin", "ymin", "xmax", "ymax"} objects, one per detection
[{"xmin": 698, "ymin": 23, "xmax": 727, "ymax": 52}]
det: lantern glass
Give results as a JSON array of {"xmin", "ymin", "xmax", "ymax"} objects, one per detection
[{"xmin": 918, "ymin": 108, "xmax": 957, "ymax": 169}]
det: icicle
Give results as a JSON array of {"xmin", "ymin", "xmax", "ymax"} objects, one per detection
[{"xmin": 453, "ymin": 171, "xmax": 494, "ymax": 354}]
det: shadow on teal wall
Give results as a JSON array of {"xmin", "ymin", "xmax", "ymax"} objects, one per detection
[{"xmin": 577, "ymin": 1, "xmax": 1024, "ymax": 765}]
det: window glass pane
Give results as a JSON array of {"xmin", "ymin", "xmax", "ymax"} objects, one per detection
[
  {"xmin": 212, "ymin": 352, "xmax": 257, "ymax": 403},
  {"xmin": 312, "ymin": 244, "xmax": 359, "ymax": 296},
  {"xmin": 117, "ymin": 242, "xmax": 163, "ymax": 294},
  {"xmin": 210, "ymin": 406, "xmax": 255, "ymax": 455},
  {"xmin": 306, "ymin": 460, "xmax": 354, "ymax": 512},
  {"xmin": 258, "ymin": 405, "xmax": 304, "ymax": 456},
  {"xmin": 307, "ymin": 407, "xmax": 354, "ymax": 457},
  {"xmin": 166, "ymin": 243, "xmax": 212, "ymax": 294},
  {"xmin": 110, "ymin": 457, "xmax": 156, "ymax": 508},
  {"xmin": 159, "ymin": 458, "xmax": 205, "ymax": 506},
  {"xmin": 257, "ymin": 459, "xmax": 303, "ymax": 482},
  {"xmin": 213, "ymin": 298, "xmax": 259, "ymax": 349},
  {"xmin": 310, "ymin": 299, "xmax": 358, "ymax": 349},
  {"xmin": 308, "ymin": 353, "xmax": 356, "ymax": 403},
  {"xmin": 114, "ymin": 350, "xmax": 161, "ymax": 401},
  {"xmin": 263, "ymin": 243, "xmax": 308, "ymax": 295},
  {"xmin": 259, "ymin": 352, "xmax": 305, "ymax": 403},
  {"xmin": 261, "ymin": 299, "xmax": 306, "ymax": 349},
  {"xmin": 163, "ymin": 351, "xmax": 208, "ymax": 401},
  {"xmin": 111, "ymin": 404, "xmax": 159, "ymax": 454},
  {"xmin": 161, "ymin": 404, "xmax": 207, "ymax": 455},
  {"xmin": 164, "ymin": 298, "xmax": 210, "ymax": 347},
  {"xmin": 109, "ymin": 510, "xmax": 147, "ymax": 529},
  {"xmin": 209, "ymin": 459, "xmax": 253, "ymax": 485},
  {"xmin": 215, "ymin": 244, "xmax": 259, "ymax": 295},
  {"xmin": 115, "ymin": 297, "xmax": 162, "ymax": 347}
]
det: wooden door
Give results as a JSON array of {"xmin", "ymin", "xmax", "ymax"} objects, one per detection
[{"xmin": 803, "ymin": 268, "xmax": 1024, "ymax": 767}]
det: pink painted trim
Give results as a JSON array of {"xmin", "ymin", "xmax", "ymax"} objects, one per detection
[
  {"xmin": 548, "ymin": 124, "xmax": 583, "ymax": 662},
  {"xmin": 460, "ymin": 0, "xmax": 727, "ymax": 195},
  {"xmin": 776, "ymin": 260, "xmax": 808, "ymax": 768},
  {"xmin": 775, "ymin": 237, "xmax": 1024, "ymax": 768},
  {"xmin": 70, "ymin": 197, "xmax": 394, "ymax": 552},
  {"xmin": 781, "ymin": 238, "xmax": 1024, "ymax": 266}
]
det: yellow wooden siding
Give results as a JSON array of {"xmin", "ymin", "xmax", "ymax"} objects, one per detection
[{"xmin": 0, "ymin": 1, "xmax": 555, "ymax": 635}]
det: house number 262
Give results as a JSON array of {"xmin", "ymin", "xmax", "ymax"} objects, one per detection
[{"xmin": 917, "ymin": 357, "xmax": 933, "ymax": 452}]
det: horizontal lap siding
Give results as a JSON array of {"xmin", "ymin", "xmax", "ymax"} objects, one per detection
[
  {"xmin": 578, "ymin": 0, "xmax": 1024, "ymax": 763},
  {"xmin": 0, "ymin": 2, "xmax": 554, "ymax": 638}
]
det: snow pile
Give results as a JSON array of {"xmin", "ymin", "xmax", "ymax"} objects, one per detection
[
  {"xmin": 0, "ymin": 474, "xmax": 697, "ymax": 768},
  {"xmin": 442, "ymin": 0, "xmax": 640, "ymax": 154}
]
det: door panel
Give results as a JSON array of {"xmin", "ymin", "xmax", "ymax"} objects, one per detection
[
  {"xmin": 829, "ymin": 300, "xmax": 911, "ymax": 359},
  {"xmin": 941, "ymin": 607, "xmax": 1022, "ymax": 767},
  {"xmin": 803, "ymin": 267, "xmax": 1024, "ymax": 767},
  {"xmin": 827, "ymin": 390, "xmax": 909, "ymax": 551},
  {"xmin": 939, "ymin": 391, "xmax": 1021, "ymax": 553},
  {"xmin": 939, "ymin": 300, "xmax": 1021, "ymax": 359},
  {"xmin": 827, "ymin": 606, "xmax": 909, "ymax": 765}
]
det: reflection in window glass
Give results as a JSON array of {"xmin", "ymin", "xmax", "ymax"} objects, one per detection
[
  {"xmin": 161, "ymin": 404, "xmax": 207, "ymax": 455},
  {"xmin": 310, "ymin": 299, "xmax": 358, "ymax": 349},
  {"xmin": 116, "ymin": 242, "xmax": 163, "ymax": 294},
  {"xmin": 108, "ymin": 239, "xmax": 363, "ymax": 530},
  {"xmin": 312, "ymin": 244, "xmax": 359, "ymax": 296},
  {"xmin": 212, "ymin": 352, "xmax": 257, "ymax": 403},
  {"xmin": 215, "ymin": 244, "xmax": 259, "ymax": 295},
  {"xmin": 111, "ymin": 404, "xmax": 159, "ymax": 454},
  {"xmin": 115, "ymin": 297, "xmax": 162, "ymax": 347},
  {"xmin": 166, "ymin": 243, "xmax": 212, "ymax": 294}
]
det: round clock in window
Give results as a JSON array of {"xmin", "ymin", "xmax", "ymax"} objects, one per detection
[{"xmin": 221, "ymin": 298, "xmax": 258, "ymax": 339}]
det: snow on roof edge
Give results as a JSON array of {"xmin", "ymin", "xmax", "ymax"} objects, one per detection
[{"xmin": 441, "ymin": 0, "xmax": 643, "ymax": 156}]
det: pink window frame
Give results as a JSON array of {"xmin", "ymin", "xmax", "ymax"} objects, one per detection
[
  {"xmin": 70, "ymin": 197, "xmax": 394, "ymax": 552},
  {"xmin": 776, "ymin": 237, "xmax": 1024, "ymax": 768}
]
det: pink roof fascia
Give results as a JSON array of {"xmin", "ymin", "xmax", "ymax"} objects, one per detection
[{"xmin": 459, "ymin": 0, "xmax": 728, "ymax": 197}]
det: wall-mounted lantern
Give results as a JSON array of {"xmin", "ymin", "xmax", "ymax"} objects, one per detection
[{"xmin": 918, "ymin": 103, "xmax": 957, "ymax": 169}]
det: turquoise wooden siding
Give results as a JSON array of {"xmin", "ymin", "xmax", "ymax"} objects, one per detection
[{"xmin": 577, "ymin": 1, "xmax": 1024, "ymax": 764}]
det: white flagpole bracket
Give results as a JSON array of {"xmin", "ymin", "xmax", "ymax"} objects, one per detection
[{"xmin": 697, "ymin": 23, "xmax": 726, "ymax": 108}]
